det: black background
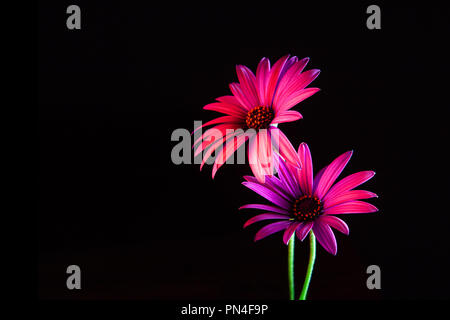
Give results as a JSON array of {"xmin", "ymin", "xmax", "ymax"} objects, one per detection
[{"xmin": 38, "ymin": 1, "xmax": 449, "ymax": 300}]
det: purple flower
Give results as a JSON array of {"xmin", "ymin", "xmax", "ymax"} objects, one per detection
[{"xmin": 240, "ymin": 142, "xmax": 378, "ymax": 255}]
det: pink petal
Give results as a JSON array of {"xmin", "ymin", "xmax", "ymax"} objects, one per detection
[
  {"xmin": 281, "ymin": 69, "xmax": 320, "ymax": 98},
  {"xmin": 313, "ymin": 222, "xmax": 337, "ymax": 255},
  {"xmin": 272, "ymin": 57, "xmax": 310, "ymax": 107},
  {"xmin": 193, "ymin": 123, "xmax": 240, "ymax": 147},
  {"xmin": 236, "ymin": 65, "xmax": 259, "ymax": 107},
  {"xmin": 216, "ymin": 95, "xmax": 242, "ymax": 106},
  {"xmin": 230, "ymin": 82, "xmax": 254, "ymax": 110},
  {"xmin": 199, "ymin": 130, "xmax": 238, "ymax": 169},
  {"xmin": 278, "ymin": 56, "xmax": 298, "ymax": 81},
  {"xmin": 323, "ymin": 200, "xmax": 378, "ymax": 215},
  {"xmin": 254, "ymin": 221, "xmax": 292, "ymax": 241},
  {"xmin": 272, "ymin": 110, "xmax": 303, "ymax": 124},
  {"xmin": 277, "ymin": 87, "xmax": 321, "ymax": 113},
  {"xmin": 318, "ymin": 216, "xmax": 349, "ymax": 235},
  {"xmin": 239, "ymin": 203, "xmax": 290, "ymax": 215},
  {"xmin": 283, "ymin": 222, "xmax": 302, "ymax": 244},
  {"xmin": 324, "ymin": 190, "xmax": 378, "ymax": 209},
  {"xmin": 192, "ymin": 115, "xmax": 240, "ymax": 135},
  {"xmin": 244, "ymin": 213, "xmax": 290, "ymax": 228},
  {"xmin": 314, "ymin": 151, "xmax": 353, "ymax": 199},
  {"xmin": 256, "ymin": 130, "xmax": 274, "ymax": 177},
  {"xmin": 322, "ymin": 171, "xmax": 376, "ymax": 203},
  {"xmin": 212, "ymin": 133, "xmax": 249, "ymax": 178},
  {"xmin": 266, "ymin": 55, "xmax": 290, "ymax": 111},
  {"xmin": 256, "ymin": 57, "xmax": 271, "ymax": 106},
  {"xmin": 194, "ymin": 124, "xmax": 235, "ymax": 155},
  {"xmin": 269, "ymin": 127, "xmax": 301, "ymax": 168},
  {"xmin": 194, "ymin": 127, "xmax": 228, "ymax": 157},
  {"xmin": 297, "ymin": 142, "xmax": 313, "ymax": 195},
  {"xmin": 248, "ymin": 135, "xmax": 266, "ymax": 183},
  {"xmin": 203, "ymin": 101, "xmax": 247, "ymax": 117},
  {"xmin": 296, "ymin": 222, "xmax": 313, "ymax": 241}
]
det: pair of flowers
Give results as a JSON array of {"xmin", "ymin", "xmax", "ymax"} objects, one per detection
[{"xmin": 194, "ymin": 55, "xmax": 378, "ymax": 256}]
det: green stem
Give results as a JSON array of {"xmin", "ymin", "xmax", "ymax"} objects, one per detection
[
  {"xmin": 299, "ymin": 231, "xmax": 316, "ymax": 300},
  {"xmin": 288, "ymin": 235, "xmax": 295, "ymax": 300}
]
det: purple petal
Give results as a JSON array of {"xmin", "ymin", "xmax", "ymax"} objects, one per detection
[
  {"xmin": 242, "ymin": 181, "xmax": 292, "ymax": 209},
  {"xmin": 239, "ymin": 204, "xmax": 290, "ymax": 215},
  {"xmin": 276, "ymin": 157, "xmax": 301, "ymax": 198},
  {"xmin": 243, "ymin": 175, "xmax": 293, "ymax": 202},
  {"xmin": 297, "ymin": 142, "xmax": 313, "ymax": 195},
  {"xmin": 313, "ymin": 222, "xmax": 337, "ymax": 255},
  {"xmin": 244, "ymin": 213, "xmax": 290, "ymax": 228},
  {"xmin": 314, "ymin": 151, "xmax": 353, "ymax": 199},
  {"xmin": 254, "ymin": 221, "xmax": 292, "ymax": 241},
  {"xmin": 324, "ymin": 190, "xmax": 378, "ymax": 209},
  {"xmin": 318, "ymin": 216, "xmax": 349, "ymax": 235},
  {"xmin": 296, "ymin": 221, "xmax": 313, "ymax": 241},
  {"xmin": 283, "ymin": 222, "xmax": 302, "ymax": 244},
  {"xmin": 323, "ymin": 171, "xmax": 376, "ymax": 203},
  {"xmin": 323, "ymin": 200, "xmax": 378, "ymax": 215}
]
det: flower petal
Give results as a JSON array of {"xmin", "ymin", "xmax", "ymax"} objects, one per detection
[
  {"xmin": 236, "ymin": 65, "xmax": 259, "ymax": 107},
  {"xmin": 322, "ymin": 171, "xmax": 376, "ymax": 203},
  {"xmin": 283, "ymin": 222, "xmax": 302, "ymax": 244},
  {"xmin": 230, "ymin": 83, "xmax": 254, "ymax": 110},
  {"xmin": 256, "ymin": 130, "xmax": 274, "ymax": 177},
  {"xmin": 318, "ymin": 216, "xmax": 349, "ymax": 235},
  {"xmin": 277, "ymin": 87, "xmax": 321, "ymax": 113},
  {"xmin": 324, "ymin": 190, "xmax": 378, "ymax": 209},
  {"xmin": 276, "ymin": 157, "xmax": 301, "ymax": 198},
  {"xmin": 297, "ymin": 142, "xmax": 313, "ymax": 195},
  {"xmin": 239, "ymin": 203, "xmax": 290, "ymax": 215},
  {"xmin": 272, "ymin": 57, "xmax": 310, "ymax": 107},
  {"xmin": 272, "ymin": 110, "xmax": 303, "ymax": 124},
  {"xmin": 314, "ymin": 151, "xmax": 353, "ymax": 199},
  {"xmin": 203, "ymin": 101, "xmax": 247, "ymax": 117},
  {"xmin": 198, "ymin": 129, "xmax": 238, "ymax": 169},
  {"xmin": 269, "ymin": 127, "xmax": 301, "ymax": 168},
  {"xmin": 212, "ymin": 133, "xmax": 249, "ymax": 178},
  {"xmin": 192, "ymin": 116, "xmax": 240, "ymax": 135},
  {"xmin": 248, "ymin": 134, "xmax": 266, "ymax": 183},
  {"xmin": 266, "ymin": 55, "xmax": 290, "ymax": 111},
  {"xmin": 296, "ymin": 222, "xmax": 313, "ymax": 241},
  {"xmin": 278, "ymin": 69, "xmax": 321, "ymax": 107},
  {"xmin": 242, "ymin": 181, "xmax": 292, "ymax": 209},
  {"xmin": 193, "ymin": 123, "xmax": 240, "ymax": 147},
  {"xmin": 323, "ymin": 200, "xmax": 378, "ymax": 215},
  {"xmin": 216, "ymin": 95, "xmax": 242, "ymax": 106},
  {"xmin": 313, "ymin": 222, "xmax": 337, "ymax": 255},
  {"xmin": 256, "ymin": 57, "xmax": 271, "ymax": 106},
  {"xmin": 254, "ymin": 221, "xmax": 292, "ymax": 241},
  {"xmin": 243, "ymin": 175, "xmax": 293, "ymax": 201},
  {"xmin": 244, "ymin": 213, "xmax": 290, "ymax": 228}
]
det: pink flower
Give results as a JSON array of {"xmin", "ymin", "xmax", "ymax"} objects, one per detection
[
  {"xmin": 194, "ymin": 55, "xmax": 320, "ymax": 182},
  {"xmin": 240, "ymin": 142, "xmax": 378, "ymax": 255}
]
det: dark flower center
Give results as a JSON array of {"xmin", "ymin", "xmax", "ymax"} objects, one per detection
[
  {"xmin": 292, "ymin": 195, "xmax": 323, "ymax": 222},
  {"xmin": 245, "ymin": 106, "xmax": 274, "ymax": 129}
]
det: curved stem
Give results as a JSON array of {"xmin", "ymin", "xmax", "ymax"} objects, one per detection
[
  {"xmin": 288, "ymin": 235, "xmax": 295, "ymax": 300},
  {"xmin": 299, "ymin": 231, "xmax": 316, "ymax": 300}
]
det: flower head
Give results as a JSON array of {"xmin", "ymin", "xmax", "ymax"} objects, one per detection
[
  {"xmin": 194, "ymin": 55, "xmax": 320, "ymax": 182},
  {"xmin": 240, "ymin": 142, "xmax": 378, "ymax": 255}
]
